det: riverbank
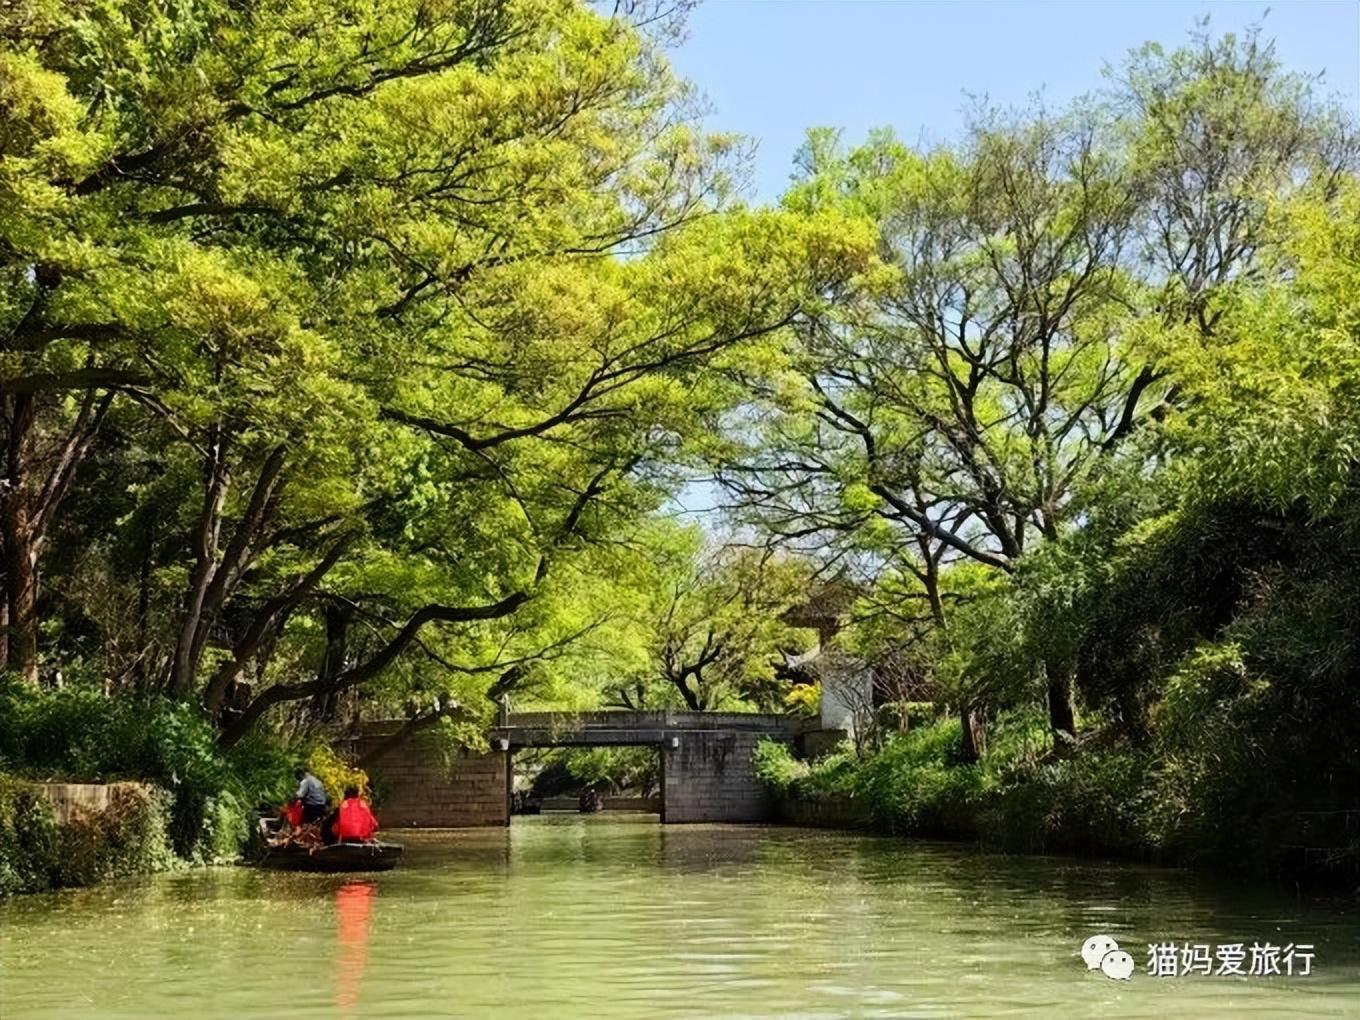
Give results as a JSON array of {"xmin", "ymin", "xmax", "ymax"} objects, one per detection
[
  {"xmin": 0, "ymin": 778, "xmax": 179, "ymax": 895},
  {"xmin": 0, "ymin": 683, "xmax": 315, "ymax": 896},
  {"xmin": 755, "ymin": 714, "xmax": 1360, "ymax": 889}
]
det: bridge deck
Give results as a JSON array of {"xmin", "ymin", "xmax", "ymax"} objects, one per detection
[{"xmin": 490, "ymin": 710, "xmax": 799, "ymax": 749}]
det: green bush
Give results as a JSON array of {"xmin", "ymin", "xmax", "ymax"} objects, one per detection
[
  {"xmin": 755, "ymin": 711, "xmax": 1161, "ymax": 858},
  {"xmin": 977, "ymin": 747, "xmax": 1156, "ymax": 857},
  {"xmin": 0, "ymin": 778, "xmax": 178, "ymax": 895},
  {"xmin": 754, "ymin": 718, "xmax": 993, "ymax": 836},
  {"xmin": 839, "ymin": 720, "xmax": 988, "ymax": 836},
  {"xmin": 0, "ymin": 779, "xmax": 59, "ymax": 895},
  {"xmin": 528, "ymin": 746, "xmax": 660, "ymax": 797},
  {"xmin": 752, "ymin": 739, "xmax": 809, "ymax": 791},
  {"xmin": 0, "ymin": 679, "xmax": 292, "ymax": 867}
]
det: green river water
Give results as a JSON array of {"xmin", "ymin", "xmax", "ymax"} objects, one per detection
[{"xmin": 2, "ymin": 816, "xmax": 1358, "ymax": 1019}]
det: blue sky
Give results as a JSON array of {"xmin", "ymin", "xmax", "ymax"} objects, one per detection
[
  {"xmin": 669, "ymin": 0, "xmax": 1360, "ymax": 201},
  {"xmin": 663, "ymin": 1, "xmax": 1359, "ymax": 519}
]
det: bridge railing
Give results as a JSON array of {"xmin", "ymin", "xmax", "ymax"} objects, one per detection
[{"xmin": 500, "ymin": 710, "xmax": 799, "ymax": 733}]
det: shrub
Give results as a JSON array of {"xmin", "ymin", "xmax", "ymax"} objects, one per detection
[
  {"xmin": 0, "ymin": 779, "xmax": 59, "ymax": 895},
  {"xmin": 978, "ymin": 747, "xmax": 1157, "ymax": 857},
  {"xmin": 756, "ymin": 710, "xmax": 1162, "ymax": 853},
  {"xmin": 752, "ymin": 739, "xmax": 809, "ymax": 791},
  {"xmin": 52, "ymin": 784, "xmax": 178, "ymax": 886},
  {"xmin": 843, "ymin": 720, "xmax": 989, "ymax": 836},
  {"xmin": 753, "ymin": 719, "xmax": 993, "ymax": 836},
  {"xmin": 0, "ymin": 679, "xmax": 292, "ymax": 866},
  {"xmin": 0, "ymin": 778, "xmax": 178, "ymax": 895}
]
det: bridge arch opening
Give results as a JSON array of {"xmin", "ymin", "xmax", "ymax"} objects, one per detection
[{"xmin": 511, "ymin": 745, "xmax": 662, "ymax": 817}]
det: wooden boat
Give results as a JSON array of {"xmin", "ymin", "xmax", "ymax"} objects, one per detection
[{"xmin": 256, "ymin": 839, "xmax": 404, "ymax": 872}]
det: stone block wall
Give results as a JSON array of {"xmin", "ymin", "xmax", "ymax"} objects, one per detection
[
  {"xmin": 30, "ymin": 781, "xmax": 151, "ymax": 826},
  {"xmin": 349, "ymin": 733, "xmax": 509, "ymax": 828},
  {"xmin": 661, "ymin": 730, "xmax": 774, "ymax": 823}
]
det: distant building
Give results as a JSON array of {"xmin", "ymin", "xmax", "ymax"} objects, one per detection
[
  {"xmin": 780, "ymin": 579, "xmax": 873, "ymax": 738},
  {"xmin": 780, "ymin": 580, "xmax": 941, "ymax": 745}
]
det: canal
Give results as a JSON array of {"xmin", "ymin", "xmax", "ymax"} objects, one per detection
[{"xmin": 2, "ymin": 816, "xmax": 1358, "ymax": 1018}]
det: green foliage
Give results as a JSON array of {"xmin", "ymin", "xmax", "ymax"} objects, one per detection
[
  {"xmin": 760, "ymin": 644, "xmax": 1356, "ymax": 873},
  {"xmin": 1, "ymin": 5, "xmax": 1358, "ymax": 889},
  {"xmin": 751, "ymin": 712, "xmax": 1157, "ymax": 859},
  {"xmin": 0, "ymin": 679, "xmax": 290, "ymax": 861},
  {"xmin": 1, "ymin": 0, "xmax": 871, "ymax": 744},
  {"xmin": 725, "ymin": 33, "xmax": 1360, "ymax": 882},
  {"xmin": 527, "ymin": 746, "xmax": 659, "ymax": 797},
  {"xmin": 773, "ymin": 712, "xmax": 1153, "ymax": 856},
  {"xmin": 1160, "ymin": 179, "xmax": 1360, "ymax": 513},
  {"xmin": 304, "ymin": 745, "xmax": 370, "ymax": 802},
  {"xmin": 837, "ymin": 721, "xmax": 989, "ymax": 835},
  {"xmin": 728, "ymin": 24, "xmax": 1358, "ymax": 754},
  {"xmin": 646, "ymin": 539, "xmax": 814, "ymax": 711},
  {"xmin": 782, "ymin": 683, "xmax": 820, "ymax": 717},
  {"xmin": 0, "ymin": 778, "xmax": 177, "ymax": 896},
  {"xmin": 0, "ymin": 779, "xmax": 57, "ymax": 896},
  {"xmin": 565, "ymin": 747, "xmax": 658, "ymax": 795},
  {"xmin": 751, "ymin": 739, "xmax": 809, "ymax": 791},
  {"xmin": 979, "ymin": 748, "xmax": 1156, "ymax": 857}
]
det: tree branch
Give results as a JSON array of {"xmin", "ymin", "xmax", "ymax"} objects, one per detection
[
  {"xmin": 202, "ymin": 531, "xmax": 357, "ymax": 712},
  {"xmin": 217, "ymin": 592, "xmax": 529, "ymax": 747},
  {"xmin": 0, "ymin": 369, "xmax": 147, "ymax": 394}
]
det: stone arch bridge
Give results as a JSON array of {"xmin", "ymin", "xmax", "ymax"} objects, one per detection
[{"xmin": 343, "ymin": 711, "xmax": 812, "ymax": 827}]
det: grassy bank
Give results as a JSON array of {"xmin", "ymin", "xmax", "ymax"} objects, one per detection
[
  {"xmin": 755, "ymin": 711, "xmax": 1358, "ymax": 882},
  {"xmin": 0, "ymin": 680, "xmax": 295, "ymax": 896}
]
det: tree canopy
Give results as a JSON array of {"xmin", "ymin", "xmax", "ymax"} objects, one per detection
[
  {"xmin": 717, "ymin": 25, "xmax": 1356, "ymax": 755},
  {"xmin": 0, "ymin": 0, "xmax": 869, "ymax": 742}
]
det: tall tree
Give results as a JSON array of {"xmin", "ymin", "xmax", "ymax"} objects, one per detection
[
  {"xmin": 721, "ymin": 29, "xmax": 1353, "ymax": 750},
  {"xmin": 3, "ymin": 0, "xmax": 869, "ymax": 741}
]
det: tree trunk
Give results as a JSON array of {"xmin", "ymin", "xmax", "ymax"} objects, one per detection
[
  {"xmin": 0, "ymin": 388, "xmax": 110, "ymax": 685},
  {"xmin": 189, "ymin": 444, "xmax": 286, "ymax": 679},
  {"xmin": 170, "ymin": 425, "xmax": 228, "ymax": 696},
  {"xmin": 173, "ymin": 440, "xmax": 289, "ymax": 697},
  {"xmin": 134, "ymin": 528, "xmax": 152, "ymax": 688},
  {"xmin": 204, "ymin": 534, "xmax": 352, "ymax": 715},
  {"xmin": 1, "ymin": 392, "xmax": 38, "ymax": 684},
  {"xmin": 2, "ymin": 509, "xmax": 38, "ymax": 685},
  {"xmin": 1046, "ymin": 668, "xmax": 1076, "ymax": 749},
  {"xmin": 312, "ymin": 599, "xmax": 353, "ymax": 721},
  {"xmin": 959, "ymin": 705, "xmax": 986, "ymax": 763},
  {"xmin": 673, "ymin": 677, "xmax": 701, "ymax": 711},
  {"xmin": 0, "ymin": 588, "xmax": 9, "ymax": 670},
  {"xmin": 217, "ymin": 592, "xmax": 529, "ymax": 748},
  {"xmin": 1115, "ymin": 685, "xmax": 1147, "ymax": 745}
]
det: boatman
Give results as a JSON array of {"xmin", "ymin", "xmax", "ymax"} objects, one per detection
[{"xmin": 294, "ymin": 766, "xmax": 329, "ymax": 824}]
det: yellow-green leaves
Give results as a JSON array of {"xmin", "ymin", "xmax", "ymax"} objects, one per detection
[
  {"xmin": 1164, "ymin": 180, "xmax": 1360, "ymax": 515},
  {"xmin": 0, "ymin": 51, "xmax": 86, "ymax": 166}
]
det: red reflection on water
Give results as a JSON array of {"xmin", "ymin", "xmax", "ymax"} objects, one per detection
[{"xmin": 335, "ymin": 880, "xmax": 376, "ymax": 1014}]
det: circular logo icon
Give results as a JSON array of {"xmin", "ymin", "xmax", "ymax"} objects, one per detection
[
  {"xmin": 1081, "ymin": 934, "xmax": 1120, "ymax": 971},
  {"xmin": 1101, "ymin": 949, "xmax": 1135, "ymax": 981}
]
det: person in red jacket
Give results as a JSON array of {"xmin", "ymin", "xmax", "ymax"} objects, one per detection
[{"xmin": 335, "ymin": 784, "xmax": 379, "ymax": 843}]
